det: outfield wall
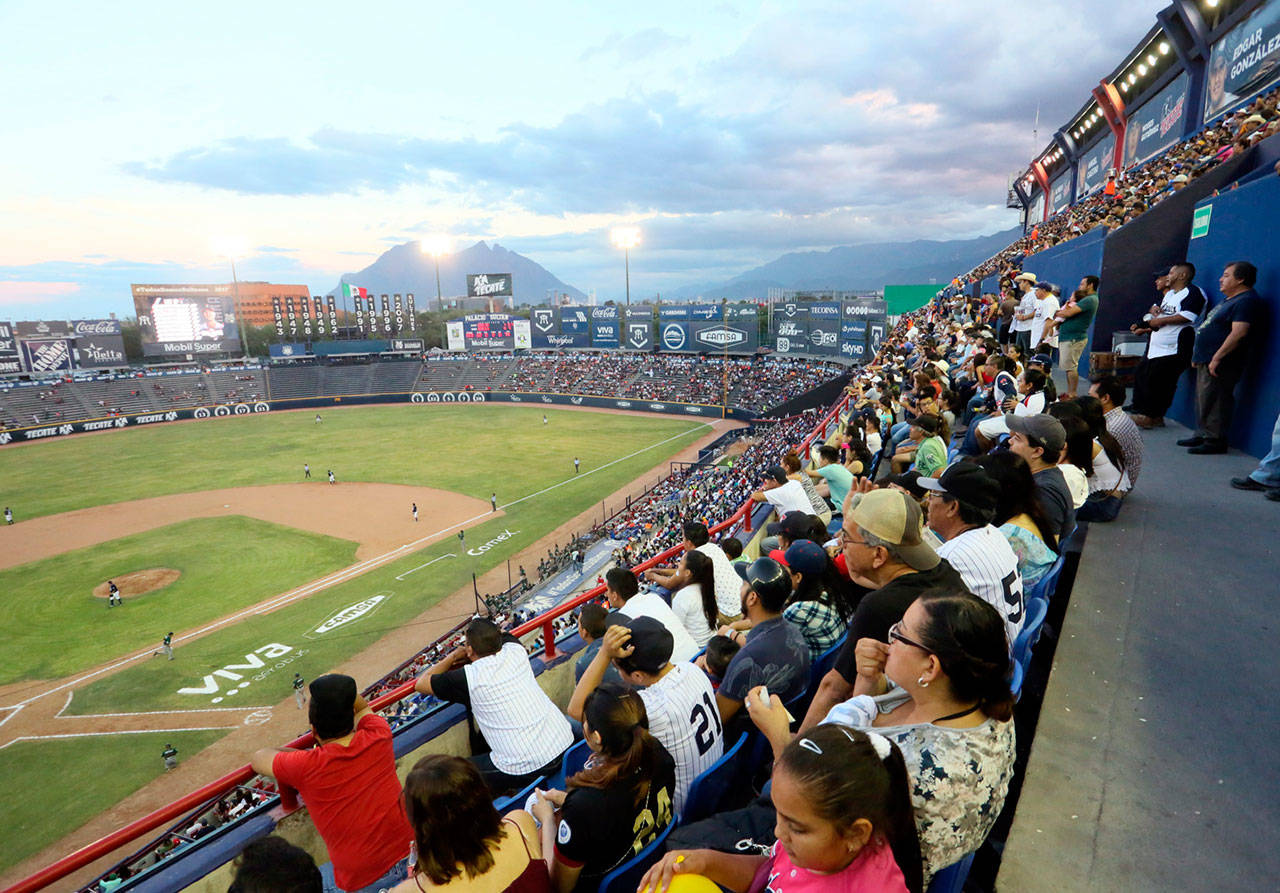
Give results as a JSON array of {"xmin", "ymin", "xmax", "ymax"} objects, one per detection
[{"xmin": 0, "ymin": 391, "xmax": 757, "ymax": 446}]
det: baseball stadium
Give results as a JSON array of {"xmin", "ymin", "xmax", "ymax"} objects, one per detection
[{"xmin": 4, "ymin": 0, "xmax": 1280, "ymax": 891}]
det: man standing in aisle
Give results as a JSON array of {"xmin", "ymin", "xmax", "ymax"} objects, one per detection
[
  {"xmin": 1011, "ymin": 272, "xmax": 1038, "ymax": 354},
  {"xmin": 1054, "ymin": 275, "xmax": 1101, "ymax": 398},
  {"xmin": 1180, "ymin": 262, "xmax": 1264, "ymax": 455},
  {"xmin": 1129, "ymin": 263, "xmax": 1204, "ymax": 428}
]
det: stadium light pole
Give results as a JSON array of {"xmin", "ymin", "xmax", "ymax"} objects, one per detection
[
  {"xmin": 421, "ymin": 236, "xmax": 452, "ymax": 312},
  {"xmin": 610, "ymin": 227, "xmax": 640, "ymax": 307},
  {"xmin": 213, "ymin": 239, "xmax": 250, "ymax": 361}
]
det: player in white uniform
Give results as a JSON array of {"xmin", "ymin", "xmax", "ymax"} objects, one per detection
[
  {"xmin": 919, "ymin": 464, "xmax": 1025, "ymax": 647},
  {"xmin": 568, "ymin": 616, "xmax": 723, "ymax": 813}
]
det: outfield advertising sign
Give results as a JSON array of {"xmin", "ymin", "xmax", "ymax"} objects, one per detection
[
  {"xmin": 589, "ymin": 306, "xmax": 620, "ymax": 348},
  {"xmin": 624, "ymin": 305, "xmax": 654, "ymax": 351},
  {"xmin": 21, "ymin": 339, "xmax": 74, "ymax": 373},
  {"xmin": 0, "ymin": 322, "xmax": 20, "ymax": 374},
  {"xmin": 1204, "ymin": 0, "xmax": 1280, "ymax": 122}
]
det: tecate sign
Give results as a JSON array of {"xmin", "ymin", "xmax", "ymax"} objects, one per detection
[
  {"xmin": 696, "ymin": 327, "xmax": 746, "ymax": 348},
  {"xmin": 307, "ymin": 594, "xmax": 389, "ymax": 638}
]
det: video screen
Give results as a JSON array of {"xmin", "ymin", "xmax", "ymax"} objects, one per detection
[{"xmin": 132, "ymin": 285, "xmax": 241, "ymax": 356}]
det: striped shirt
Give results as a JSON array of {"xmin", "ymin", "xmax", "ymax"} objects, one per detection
[
  {"xmin": 696, "ymin": 543, "xmax": 746, "ymax": 620},
  {"xmin": 1104, "ymin": 408, "xmax": 1143, "ymax": 487},
  {"xmin": 461, "ymin": 643, "xmax": 574, "ymax": 774},
  {"xmin": 637, "ymin": 662, "xmax": 723, "ymax": 814},
  {"xmin": 935, "ymin": 525, "xmax": 1025, "ymax": 649}
]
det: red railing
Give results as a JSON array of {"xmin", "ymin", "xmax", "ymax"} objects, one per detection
[{"xmin": 4, "ymin": 392, "xmax": 848, "ymax": 893}]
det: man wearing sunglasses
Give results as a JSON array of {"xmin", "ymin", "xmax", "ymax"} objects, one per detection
[{"xmin": 800, "ymin": 487, "xmax": 966, "ymax": 732}]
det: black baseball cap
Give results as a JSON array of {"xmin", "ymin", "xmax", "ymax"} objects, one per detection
[
  {"xmin": 614, "ymin": 615, "xmax": 673, "ymax": 673},
  {"xmin": 763, "ymin": 465, "xmax": 789, "ymax": 485},
  {"xmin": 917, "ymin": 463, "xmax": 1001, "ymax": 514},
  {"xmin": 734, "ymin": 556, "xmax": 792, "ymax": 609},
  {"xmin": 766, "ymin": 510, "xmax": 816, "ymax": 540}
]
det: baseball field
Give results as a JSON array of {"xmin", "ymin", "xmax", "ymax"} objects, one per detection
[{"xmin": 0, "ymin": 403, "xmax": 719, "ymax": 877}]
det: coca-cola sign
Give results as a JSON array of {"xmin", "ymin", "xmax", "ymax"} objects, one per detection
[{"xmin": 71, "ymin": 319, "xmax": 122, "ymax": 336}]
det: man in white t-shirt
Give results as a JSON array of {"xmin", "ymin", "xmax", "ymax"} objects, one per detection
[
  {"xmin": 1011, "ymin": 272, "xmax": 1038, "ymax": 353},
  {"xmin": 567, "ymin": 616, "xmax": 722, "ymax": 814},
  {"xmin": 1130, "ymin": 263, "xmax": 1206, "ymax": 428},
  {"xmin": 604, "ymin": 568, "xmax": 699, "ymax": 662},
  {"xmin": 919, "ymin": 463, "xmax": 1026, "ymax": 649},
  {"xmin": 417, "ymin": 618, "xmax": 574, "ymax": 793},
  {"xmin": 1030, "ymin": 282, "xmax": 1060, "ymax": 353},
  {"xmin": 642, "ymin": 521, "xmax": 743, "ymax": 622},
  {"xmin": 750, "ymin": 465, "xmax": 812, "ymax": 517}
]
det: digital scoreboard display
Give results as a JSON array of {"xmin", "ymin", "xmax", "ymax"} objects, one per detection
[
  {"xmin": 132, "ymin": 284, "xmax": 241, "ymax": 356},
  {"xmin": 463, "ymin": 313, "xmax": 516, "ymax": 349}
]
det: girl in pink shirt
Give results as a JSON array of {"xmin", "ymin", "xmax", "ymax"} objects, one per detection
[{"xmin": 638, "ymin": 724, "xmax": 923, "ymax": 893}]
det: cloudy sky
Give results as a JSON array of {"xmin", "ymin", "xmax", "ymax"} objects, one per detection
[{"xmin": 0, "ymin": 0, "xmax": 1164, "ymax": 317}]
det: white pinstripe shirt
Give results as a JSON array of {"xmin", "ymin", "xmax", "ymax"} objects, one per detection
[
  {"xmin": 463, "ymin": 642, "xmax": 574, "ymax": 774},
  {"xmin": 637, "ymin": 662, "xmax": 723, "ymax": 814},
  {"xmin": 935, "ymin": 525, "xmax": 1025, "ymax": 649}
]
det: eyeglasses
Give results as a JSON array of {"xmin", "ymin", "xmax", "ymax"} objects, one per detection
[
  {"xmin": 838, "ymin": 527, "xmax": 869, "ymax": 548},
  {"xmin": 888, "ymin": 621, "xmax": 932, "ymax": 654}
]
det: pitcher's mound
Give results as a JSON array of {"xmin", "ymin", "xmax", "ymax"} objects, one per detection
[{"xmin": 93, "ymin": 568, "xmax": 182, "ymax": 599}]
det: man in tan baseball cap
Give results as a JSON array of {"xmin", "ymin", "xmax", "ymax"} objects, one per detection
[{"xmin": 800, "ymin": 487, "xmax": 968, "ymax": 730}]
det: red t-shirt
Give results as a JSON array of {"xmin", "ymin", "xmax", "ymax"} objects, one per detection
[{"xmin": 273, "ymin": 714, "xmax": 412, "ymax": 891}]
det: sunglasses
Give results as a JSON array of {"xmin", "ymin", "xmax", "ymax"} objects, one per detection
[{"xmin": 888, "ymin": 621, "xmax": 932, "ymax": 654}]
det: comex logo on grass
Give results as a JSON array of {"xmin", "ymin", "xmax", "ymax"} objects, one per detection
[
  {"xmin": 305, "ymin": 593, "xmax": 392, "ymax": 640},
  {"xmin": 468, "ymin": 529, "xmax": 519, "ymax": 556},
  {"xmin": 177, "ymin": 643, "xmax": 307, "ymax": 704}
]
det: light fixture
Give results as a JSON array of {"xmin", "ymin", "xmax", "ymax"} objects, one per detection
[
  {"xmin": 1129, "ymin": 73, "xmax": 1138, "ymax": 84},
  {"xmin": 1159, "ymin": 41, "xmax": 1170, "ymax": 55},
  {"xmin": 1206, "ymin": 0, "xmax": 1219, "ymax": 7},
  {"xmin": 1138, "ymin": 63, "xmax": 1148, "ymax": 75},
  {"xmin": 1121, "ymin": 82, "xmax": 1130, "ymax": 93},
  {"xmin": 1147, "ymin": 53, "xmax": 1157, "ymax": 65}
]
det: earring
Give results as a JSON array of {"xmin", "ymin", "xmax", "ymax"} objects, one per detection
[{"xmin": 917, "ymin": 675, "xmax": 930, "ymax": 688}]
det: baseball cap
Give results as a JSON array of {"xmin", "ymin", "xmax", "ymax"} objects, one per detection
[
  {"xmin": 909, "ymin": 414, "xmax": 940, "ymax": 435},
  {"xmin": 885, "ymin": 469, "xmax": 928, "ymax": 500},
  {"xmin": 1034, "ymin": 280, "xmax": 1054, "ymax": 292},
  {"xmin": 1029, "ymin": 353, "xmax": 1053, "ymax": 368},
  {"xmin": 763, "ymin": 465, "xmax": 789, "ymax": 485},
  {"xmin": 848, "ymin": 488, "xmax": 940, "ymax": 571},
  {"xmin": 308, "ymin": 674, "xmax": 357, "ymax": 738},
  {"xmin": 784, "ymin": 539, "xmax": 829, "ymax": 576},
  {"xmin": 615, "ymin": 615, "xmax": 673, "ymax": 673},
  {"xmin": 734, "ymin": 556, "xmax": 793, "ymax": 608},
  {"xmin": 917, "ymin": 463, "xmax": 1001, "ymax": 514},
  {"xmin": 1005, "ymin": 412, "xmax": 1067, "ymax": 457},
  {"xmin": 766, "ymin": 510, "xmax": 817, "ymax": 541}
]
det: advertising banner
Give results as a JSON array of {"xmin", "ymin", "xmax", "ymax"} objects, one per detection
[
  {"xmin": 15, "ymin": 320, "xmax": 74, "ymax": 339},
  {"xmin": 75, "ymin": 334, "xmax": 127, "ymax": 368},
  {"xmin": 840, "ymin": 320, "xmax": 868, "ymax": 362},
  {"xmin": 466, "ymin": 273, "xmax": 513, "ymax": 298},
  {"xmin": 1050, "ymin": 173, "xmax": 1073, "ymax": 214},
  {"xmin": 269, "ymin": 343, "xmax": 309, "ymax": 359},
  {"xmin": 22, "ymin": 339, "xmax": 75, "ymax": 373},
  {"xmin": 659, "ymin": 320, "xmax": 691, "ymax": 352},
  {"xmin": 658, "ymin": 305, "xmax": 691, "ymax": 320},
  {"xmin": 513, "ymin": 319, "xmax": 532, "ymax": 349},
  {"xmin": 869, "ymin": 321, "xmax": 888, "ymax": 355},
  {"xmin": 70, "ymin": 319, "xmax": 122, "ymax": 337},
  {"xmin": 446, "ymin": 320, "xmax": 465, "ymax": 351},
  {"xmin": 772, "ymin": 301, "xmax": 808, "ymax": 355},
  {"xmin": 624, "ymin": 304, "xmax": 654, "ymax": 351},
  {"xmin": 131, "ymin": 284, "xmax": 241, "ymax": 356},
  {"xmin": 690, "ymin": 320, "xmax": 754, "ymax": 353},
  {"xmin": 543, "ymin": 331, "xmax": 591, "ymax": 349},
  {"xmin": 842, "ymin": 297, "xmax": 888, "ymax": 317},
  {"xmin": 558, "ymin": 306, "xmax": 591, "ymax": 335},
  {"xmin": 1204, "ymin": 0, "xmax": 1280, "ymax": 122},
  {"xmin": 531, "ymin": 307, "xmax": 557, "ymax": 339},
  {"xmin": 1123, "ymin": 72, "xmax": 1189, "ymax": 168},
  {"xmin": 688, "ymin": 303, "xmax": 722, "ymax": 321},
  {"xmin": 805, "ymin": 303, "xmax": 842, "ymax": 356},
  {"xmin": 0, "ymin": 322, "xmax": 20, "ymax": 374},
  {"xmin": 589, "ymin": 306, "xmax": 620, "ymax": 348},
  {"xmin": 391, "ymin": 338, "xmax": 424, "ymax": 352},
  {"xmin": 1076, "ymin": 134, "xmax": 1116, "ymax": 196},
  {"xmin": 462, "ymin": 313, "xmax": 516, "ymax": 349}
]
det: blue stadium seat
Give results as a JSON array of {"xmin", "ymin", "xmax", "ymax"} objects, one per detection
[
  {"xmin": 1013, "ymin": 598, "xmax": 1049, "ymax": 671},
  {"xmin": 547, "ymin": 739, "xmax": 592, "ymax": 790},
  {"xmin": 1026, "ymin": 552, "xmax": 1067, "ymax": 604},
  {"xmin": 493, "ymin": 775, "xmax": 545, "ymax": 815},
  {"xmin": 746, "ymin": 688, "xmax": 810, "ymax": 773},
  {"xmin": 808, "ymin": 634, "xmax": 847, "ymax": 695},
  {"xmin": 597, "ymin": 814, "xmax": 679, "ymax": 893},
  {"xmin": 682, "ymin": 732, "xmax": 748, "ymax": 824},
  {"xmin": 927, "ymin": 851, "xmax": 975, "ymax": 893},
  {"xmin": 1010, "ymin": 659, "xmax": 1024, "ymax": 701}
]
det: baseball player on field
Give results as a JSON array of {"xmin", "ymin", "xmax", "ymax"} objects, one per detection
[
  {"xmin": 162, "ymin": 743, "xmax": 178, "ymax": 770},
  {"xmin": 156, "ymin": 632, "xmax": 174, "ymax": 660},
  {"xmin": 327, "ymin": 469, "xmax": 335, "ymax": 485},
  {"xmin": 293, "ymin": 673, "xmax": 306, "ymax": 709},
  {"xmin": 304, "ymin": 463, "xmax": 311, "ymax": 479},
  {"xmin": 412, "ymin": 502, "xmax": 419, "ymax": 522},
  {"xmin": 107, "ymin": 580, "xmax": 122, "ymax": 607}
]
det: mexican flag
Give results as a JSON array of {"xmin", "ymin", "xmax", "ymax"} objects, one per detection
[{"xmin": 342, "ymin": 283, "xmax": 367, "ymax": 302}]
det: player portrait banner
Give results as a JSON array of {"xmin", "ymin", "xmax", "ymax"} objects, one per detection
[
  {"xmin": 21, "ymin": 339, "xmax": 75, "ymax": 373},
  {"xmin": 1123, "ymin": 72, "xmax": 1189, "ymax": 168},
  {"xmin": 1076, "ymin": 134, "xmax": 1116, "ymax": 197},
  {"xmin": 405, "ymin": 294, "xmax": 417, "ymax": 332},
  {"xmin": 589, "ymin": 306, "xmax": 620, "ymax": 349},
  {"xmin": 0, "ymin": 322, "xmax": 20, "ymax": 374},
  {"xmin": 445, "ymin": 320, "xmax": 465, "ymax": 351},
  {"xmin": 131, "ymin": 284, "xmax": 241, "ymax": 356},
  {"xmin": 467, "ymin": 273, "xmax": 513, "ymax": 298},
  {"xmin": 1204, "ymin": 0, "xmax": 1280, "ymax": 122},
  {"xmin": 1050, "ymin": 173, "xmax": 1072, "ymax": 214}
]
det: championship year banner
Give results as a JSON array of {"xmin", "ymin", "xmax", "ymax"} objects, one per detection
[{"xmin": 1204, "ymin": 0, "xmax": 1280, "ymax": 122}]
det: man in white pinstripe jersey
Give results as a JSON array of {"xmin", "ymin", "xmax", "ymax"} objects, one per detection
[
  {"xmin": 567, "ymin": 615, "xmax": 723, "ymax": 814},
  {"xmin": 918, "ymin": 463, "xmax": 1025, "ymax": 648},
  {"xmin": 416, "ymin": 618, "xmax": 574, "ymax": 794}
]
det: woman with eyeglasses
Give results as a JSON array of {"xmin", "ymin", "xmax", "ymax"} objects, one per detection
[{"xmin": 747, "ymin": 590, "xmax": 1015, "ymax": 885}]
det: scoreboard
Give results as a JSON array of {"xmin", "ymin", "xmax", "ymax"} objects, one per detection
[{"xmin": 463, "ymin": 313, "xmax": 516, "ymax": 349}]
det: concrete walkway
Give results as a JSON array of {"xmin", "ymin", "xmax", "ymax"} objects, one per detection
[{"xmin": 999, "ymin": 422, "xmax": 1280, "ymax": 890}]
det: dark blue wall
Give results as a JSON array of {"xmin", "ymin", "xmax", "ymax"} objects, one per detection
[
  {"xmin": 1175, "ymin": 176, "xmax": 1280, "ymax": 458},
  {"xmin": 1019, "ymin": 227, "xmax": 1107, "ymax": 373}
]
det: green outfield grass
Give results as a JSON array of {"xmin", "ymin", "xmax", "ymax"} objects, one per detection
[
  {"xmin": 0, "ymin": 404, "xmax": 701, "ymax": 520},
  {"xmin": 0, "ymin": 729, "xmax": 229, "ymax": 875},
  {"xmin": 0, "ymin": 517, "xmax": 358, "ymax": 685}
]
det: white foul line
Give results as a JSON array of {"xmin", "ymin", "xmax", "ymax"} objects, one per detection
[
  {"xmin": 1, "ymin": 423, "xmax": 709, "ymax": 712},
  {"xmin": 1, "ymin": 727, "xmax": 239, "ymax": 750},
  {"xmin": 395, "ymin": 553, "xmax": 457, "ymax": 581}
]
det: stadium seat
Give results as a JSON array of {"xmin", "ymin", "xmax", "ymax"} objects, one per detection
[
  {"xmin": 597, "ymin": 814, "xmax": 679, "ymax": 893},
  {"xmin": 682, "ymin": 732, "xmax": 749, "ymax": 824},
  {"xmin": 548, "ymin": 738, "xmax": 593, "ymax": 790},
  {"xmin": 1010, "ymin": 659, "xmax": 1024, "ymax": 700},
  {"xmin": 493, "ymin": 775, "xmax": 545, "ymax": 814},
  {"xmin": 1013, "ymin": 598, "xmax": 1049, "ymax": 671},
  {"xmin": 1026, "ymin": 552, "xmax": 1067, "ymax": 604},
  {"xmin": 807, "ymin": 634, "xmax": 847, "ymax": 697},
  {"xmin": 928, "ymin": 851, "xmax": 975, "ymax": 893}
]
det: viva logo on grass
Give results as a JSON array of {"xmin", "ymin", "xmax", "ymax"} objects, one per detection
[{"xmin": 178, "ymin": 643, "xmax": 305, "ymax": 703}]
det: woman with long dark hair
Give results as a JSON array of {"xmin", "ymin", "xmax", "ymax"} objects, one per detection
[
  {"xmin": 671, "ymin": 550, "xmax": 718, "ymax": 647},
  {"xmin": 391, "ymin": 755, "xmax": 549, "ymax": 893},
  {"xmin": 973, "ymin": 452, "xmax": 1059, "ymax": 586},
  {"xmin": 532, "ymin": 685, "xmax": 675, "ymax": 893},
  {"xmin": 1073, "ymin": 396, "xmax": 1131, "ymax": 522}
]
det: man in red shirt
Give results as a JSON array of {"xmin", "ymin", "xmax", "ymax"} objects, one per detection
[{"xmin": 251, "ymin": 674, "xmax": 412, "ymax": 893}]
